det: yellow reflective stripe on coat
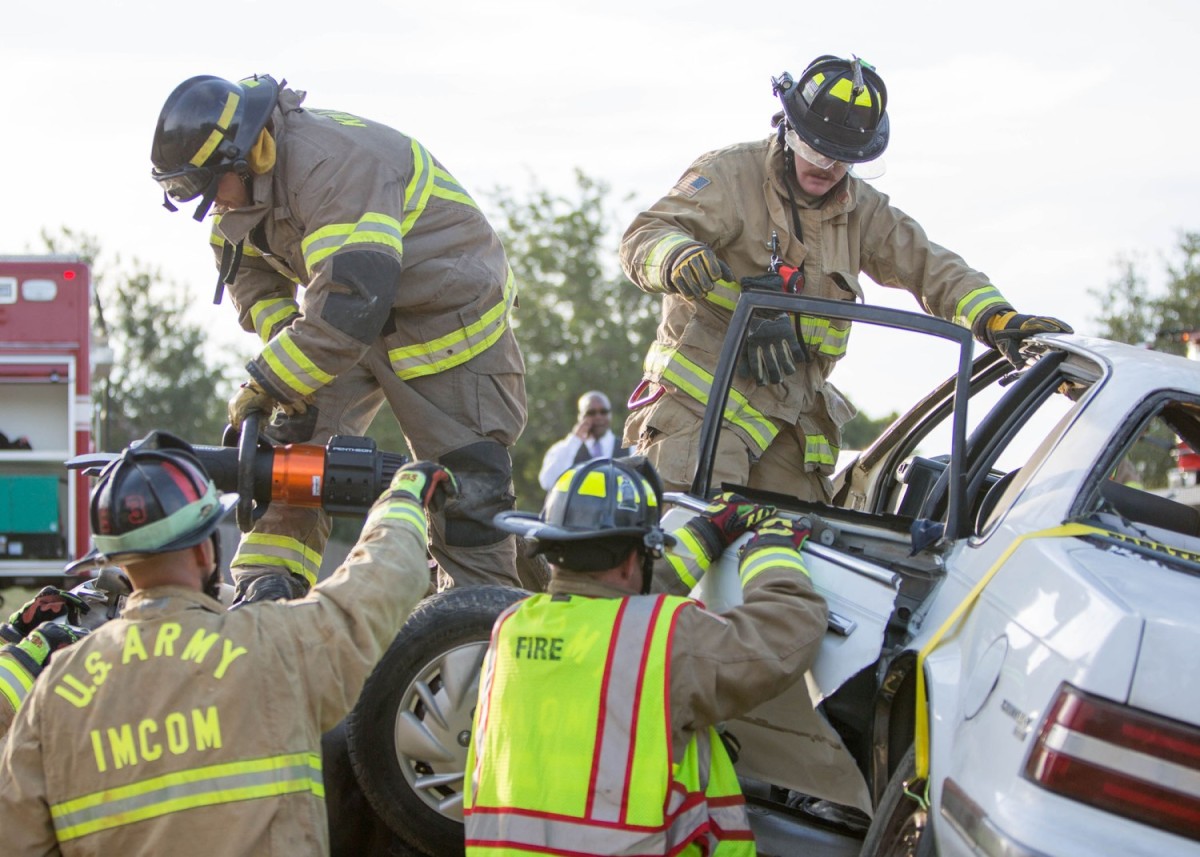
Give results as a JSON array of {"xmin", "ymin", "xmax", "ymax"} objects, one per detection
[
  {"xmin": 208, "ymin": 223, "xmax": 266, "ymax": 258},
  {"xmin": 645, "ymin": 343, "xmax": 777, "ymax": 452},
  {"xmin": 387, "ymin": 266, "xmax": 517, "ymax": 380},
  {"xmin": 301, "ymin": 212, "xmax": 406, "ymax": 271},
  {"xmin": 913, "ymin": 522, "xmax": 1109, "ymax": 780},
  {"xmin": 401, "ymin": 138, "xmax": 436, "ymax": 235},
  {"xmin": 431, "ymin": 166, "xmax": 479, "ymax": 209},
  {"xmin": 258, "ymin": 329, "xmax": 337, "ymax": 398},
  {"xmin": 739, "ymin": 544, "xmax": 809, "ymax": 586},
  {"xmin": 50, "ymin": 752, "xmax": 323, "ymax": 841},
  {"xmin": 231, "ymin": 532, "xmax": 322, "ymax": 587},
  {"xmin": 797, "ymin": 315, "xmax": 851, "ymax": 358},
  {"xmin": 703, "ymin": 277, "xmax": 742, "ymax": 311},
  {"xmin": 0, "ymin": 650, "xmax": 35, "ymax": 712},
  {"xmin": 378, "ymin": 498, "xmax": 428, "ymax": 539},
  {"xmin": 665, "ymin": 526, "xmax": 715, "ymax": 590},
  {"xmin": 250, "ymin": 298, "xmax": 300, "ymax": 344},
  {"xmin": 644, "ymin": 233, "xmax": 694, "ymax": 292},
  {"xmin": 955, "ymin": 285, "xmax": 1008, "ymax": 330}
]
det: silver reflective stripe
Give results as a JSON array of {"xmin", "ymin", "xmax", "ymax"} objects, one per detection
[
  {"xmin": 51, "ymin": 753, "xmax": 323, "ymax": 841},
  {"xmin": 588, "ymin": 597, "xmax": 660, "ymax": 822},
  {"xmin": 467, "ymin": 802, "xmax": 712, "ymax": 854}
]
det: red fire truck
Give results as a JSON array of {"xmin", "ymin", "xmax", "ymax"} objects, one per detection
[{"xmin": 0, "ymin": 256, "xmax": 98, "ymax": 583}]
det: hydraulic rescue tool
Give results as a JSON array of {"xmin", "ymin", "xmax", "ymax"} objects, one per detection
[{"xmin": 68, "ymin": 413, "xmax": 410, "ymax": 532}]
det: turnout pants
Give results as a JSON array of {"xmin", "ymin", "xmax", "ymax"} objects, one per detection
[{"xmin": 231, "ymin": 336, "xmax": 527, "ymax": 592}]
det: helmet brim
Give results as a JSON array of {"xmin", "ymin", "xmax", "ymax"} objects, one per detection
[
  {"xmin": 65, "ymin": 493, "xmax": 238, "ymax": 576},
  {"xmin": 493, "ymin": 509, "xmax": 668, "ymax": 546},
  {"xmin": 791, "ymin": 112, "xmax": 890, "ymax": 164}
]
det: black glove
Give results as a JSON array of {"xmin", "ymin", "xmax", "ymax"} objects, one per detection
[
  {"xmin": 681, "ymin": 492, "xmax": 777, "ymax": 561},
  {"xmin": 6, "ymin": 621, "xmax": 90, "ymax": 677},
  {"xmin": 1, "ymin": 586, "xmax": 90, "ymax": 643},
  {"xmin": 666, "ymin": 243, "xmax": 733, "ymax": 300},
  {"xmin": 389, "ymin": 461, "xmax": 459, "ymax": 511},
  {"xmin": 739, "ymin": 313, "xmax": 808, "ymax": 385},
  {"xmin": 230, "ymin": 572, "xmax": 310, "ymax": 609},
  {"xmin": 980, "ymin": 309, "xmax": 1073, "ymax": 366},
  {"xmin": 742, "ymin": 514, "xmax": 811, "ymax": 554}
]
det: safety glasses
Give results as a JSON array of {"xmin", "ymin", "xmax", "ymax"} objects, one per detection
[
  {"xmin": 784, "ymin": 128, "xmax": 843, "ymax": 171},
  {"xmin": 151, "ymin": 164, "xmax": 226, "ymax": 203}
]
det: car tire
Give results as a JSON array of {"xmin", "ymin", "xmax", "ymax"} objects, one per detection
[
  {"xmin": 346, "ymin": 584, "xmax": 527, "ymax": 856},
  {"xmin": 859, "ymin": 745, "xmax": 934, "ymax": 857}
]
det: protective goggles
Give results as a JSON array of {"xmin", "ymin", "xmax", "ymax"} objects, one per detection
[
  {"xmin": 784, "ymin": 128, "xmax": 844, "ymax": 171},
  {"xmin": 151, "ymin": 164, "xmax": 228, "ymax": 203}
]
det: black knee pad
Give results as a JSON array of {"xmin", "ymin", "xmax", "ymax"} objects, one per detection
[{"xmin": 438, "ymin": 440, "xmax": 516, "ymax": 547}]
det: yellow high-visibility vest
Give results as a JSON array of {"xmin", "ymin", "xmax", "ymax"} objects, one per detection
[{"xmin": 464, "ymin": 592, "xmax": 754, "ymax": 856}]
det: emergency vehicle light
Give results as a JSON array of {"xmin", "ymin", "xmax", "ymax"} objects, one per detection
[{"xmin": 1023, "ymin": 683, "xmax": 1200, "ymax": 843}]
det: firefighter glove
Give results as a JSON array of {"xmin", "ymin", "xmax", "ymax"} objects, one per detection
[
  {"xmin": 980, "ymin": 309, "xmax": 1073, "ymax": 366},
  {"xmin": 389, "ymin": 461, "xmax": 459, "ymax": 511},
  {"xmin": 739, "ymin": 313, "xmax": 807, "ymax": 385},
  {"xmin": 231, "ymin": 572, "xmax": 310, "ymax": 609},
  {"xmin": 666, "ymin": 242, "xmax": 733, "ymax": 300},
  {"xmin": 10, "ymin": 622, "xmax": 90, "ymax": 673},
  {"xmin": 1, "ymin": 586, "xmax": 90, "ymax": 642},
  {"xmin": 228, "ymin": 379, "xmax": 313, "ymax": 429},
  {"xmin": 743, "ymin": 515, "xmax": 811, "ymax": 554},
  {"xmin": 227, "ymin": 379, "xmax": 279, "ymax": 428},
  {"xmin": 682, "ymin": 492, "xmax": 777, "ymax": 562}
]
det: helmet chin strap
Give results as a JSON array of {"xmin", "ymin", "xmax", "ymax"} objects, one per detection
[{"xmin": 203, "ymin": 533, "xmax": 223, "ymax": 600}]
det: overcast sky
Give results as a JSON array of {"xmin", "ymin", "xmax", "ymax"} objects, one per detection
[{"xmin": 4, "ymin": 0, "xmax": 1198, "ymax": 416}]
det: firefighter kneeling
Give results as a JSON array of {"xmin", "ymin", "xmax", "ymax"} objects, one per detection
[
  {"xmin": 0, "ymin": 430, "xmax": 451, "ymax": 854},
  {"xmin": 465, "ymin": 457, "xmax": 828, "ymax": 856}
]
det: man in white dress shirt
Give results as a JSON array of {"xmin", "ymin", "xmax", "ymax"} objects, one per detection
[{"xmin": 538, "ymin": 391, "xmax": 630, "ymax": 491}]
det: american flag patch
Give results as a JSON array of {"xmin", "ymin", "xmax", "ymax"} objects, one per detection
[{"xmin": 671, "ymin": 172, "xmax": 711, "ymax": 198}]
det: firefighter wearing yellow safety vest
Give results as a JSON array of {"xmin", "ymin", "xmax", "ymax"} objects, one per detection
[
  {"xmin": 0, "ymin": 430, "xmax": 452, "ymax": 854},
  {"xmin": 149, "ymin": 74, "xmax": 526, "ymax": 604},
  {"xmin": 465, "ymin": 457, "xmax": 827, "ymax": 855},
  {"xmin": 620, "ymin": 54, "xmax": 1072, "ymax": 499}
]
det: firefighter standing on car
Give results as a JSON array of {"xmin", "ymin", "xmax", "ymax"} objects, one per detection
[
  {"xmin": 463, "ymin": 457, "xmax": 827, "ymax": 855},
  {"xmin": 149, "ymin": 74, "xmax": 527, "ymax": 604},
  {"xmin": 0, "ymin": 430, "xmax": 454, "ymax": 854},
  {"xmin": 621, "ymin": 54, "xmax": 1073, "ymax": 498}
]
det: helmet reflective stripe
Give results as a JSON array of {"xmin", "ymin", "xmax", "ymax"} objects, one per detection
[
  {"xmin": 826, "ymin": 76, "xmax": 877, "ymax": 107},
  {"xmin": 553, "ymin": 469, "xmax": 658, "ymax": 508},
  {"xmin": 50, "ymin": 752, "xmax": 322, "ymax": 841},
  {"xmin": 91, "ymin": 480, "xmax": 220, "ymax": 557},
  {"xmin": 189, "ymin": 92, "xmax": 240, "ymax": 168}
]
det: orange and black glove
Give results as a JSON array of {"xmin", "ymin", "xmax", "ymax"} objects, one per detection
[
  {"xmin": 680, "ymin": 492, "xmax": 776, "ymax": 563},
  {"xmin": 0, "ymin": 586, "xmax": 90, "ymax": 643},
  {"xmin": 3, "ymin": 621, "xmax": 89, "ymax": 679}
]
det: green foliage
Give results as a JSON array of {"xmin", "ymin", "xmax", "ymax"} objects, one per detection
[
  {"xmin": 489, "ymin": 171, "xmax": 660, "ymax": 508},
  {"xmin": 1090, "ymin": 231, "xmax": 1200, "ymax": 354},
  {"xmin": 841, "ymin": 408, "xmax": 899, "ymax": 452},
  {"xmin": 1089, "ymin": 231, "xmax": 1200, "ymax": 487},
  {"xmin": 39, "ymin": 227, "xmax": 234, "ymax": 451}
]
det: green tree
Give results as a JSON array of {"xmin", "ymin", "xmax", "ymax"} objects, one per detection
[
  {"xmin": 1089, "ymin": 231, "xmax": 1200, "ymax": 487},
  {"xmin": 39, "ymin": 227, "xmax": 234, "ymax": 450},
  {"xmin": 841, "ymin": 408, "xmax": 899, "ymax": 452},
  {"xmin": 489, "ymin": 171, "xmax": 660, "ymax": 507}
]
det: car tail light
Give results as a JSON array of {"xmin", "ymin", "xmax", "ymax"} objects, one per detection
[{"xmin": 1024, "ymin": 683, "xmax": 1200, "ymax": 842}]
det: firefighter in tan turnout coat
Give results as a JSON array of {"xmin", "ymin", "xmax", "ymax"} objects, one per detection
[
  {"xmin": 465, "ymin": 458, "xmax": 827, "ymax": 855},
  {"xmin": 0, "ymin": 430, "xmax": 452, "ymax": 854},
  {"xmin": 621, "ymin": 54, "xmax": 1072, "ymax": 500},
  {"xmin": 149, "ymin": 73, "xmax": 526, "ymax": 603}
]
